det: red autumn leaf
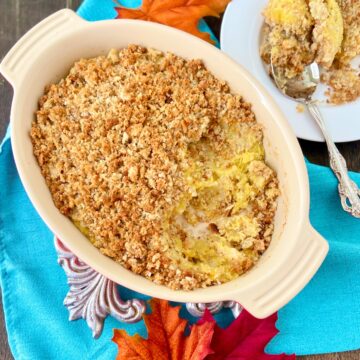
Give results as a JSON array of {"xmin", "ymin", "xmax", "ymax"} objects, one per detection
[
  {"xmin": 113, "ymin": 298, "xmax": 214, "ymax": 360},
  {"xmin": 114, "ymin": 0, "xmax": 231, "ymax": 44},
  {"xmin": 201, "ymin": 309, "xmax": 296, "ymax": 360}
]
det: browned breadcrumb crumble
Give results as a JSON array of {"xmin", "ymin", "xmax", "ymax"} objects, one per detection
[
  {"xmin": 30, "ymin": 45, "xmax": 278, "ymax": 290},
  {"xmin": 296, "ymin": 104, "xmax": 305, "ymax": 113},
  {"xmin": 322, "ymin": 67, "xmax": 360, "ymax": 104},
  {"xmin": 336, "ymin": 0, "xmax": 360, "ymax": 66}
]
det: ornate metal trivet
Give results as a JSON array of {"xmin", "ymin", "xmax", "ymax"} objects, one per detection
[
  {"xmin": 55, "ymin": 237, "xmax": 242, "ymax": 338},
  {"xmin": 55, "ymin": 238, "xmax": 146, "ymax": 338},
  {"xmin": 186, "ymin": 301, "xmax": 242, "ymax": 319}
]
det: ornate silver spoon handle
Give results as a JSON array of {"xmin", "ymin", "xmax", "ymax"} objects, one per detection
[{"xmin": 307, "ymin": 101, "xmax": 360, "ymax": 217}]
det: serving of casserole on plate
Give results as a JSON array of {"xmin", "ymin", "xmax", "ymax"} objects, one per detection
[
  {"xmin": 261, "ymin": 0, "xmax": 360, "ymax": 105},
  {"xmin": 221, "ymin": 0, "xmax": 360, "ymax": 142}
]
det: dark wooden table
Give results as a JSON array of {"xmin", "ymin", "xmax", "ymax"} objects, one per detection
[{"xmin": 0, "ymin": 1, "xmax": 359, "ymax": 359}]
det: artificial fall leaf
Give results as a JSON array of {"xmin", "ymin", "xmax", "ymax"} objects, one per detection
[
  {"xmin": 115, "ymin": 0, "xmax": 231, "ymax": 44},
  {"xmin": 201, "ymin": 309, "xmax": 296, "ymax": 360},
  {"xmin": 113, "ymin": 298, "xmax": 214, "ymax": 360}
]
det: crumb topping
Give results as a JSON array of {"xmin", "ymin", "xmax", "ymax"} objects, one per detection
[
  {"xmin": 322, "ymin": 67, "xmax": 360, "ymax": 104},
  {"xmin": 336, "ymin": 0, "xmax": 360, "ymax": 66}
]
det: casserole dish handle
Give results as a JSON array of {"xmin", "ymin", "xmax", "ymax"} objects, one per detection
[
  {"xmin": 234, "ymin": 224, "xmax": 329, "ymax": 319},
  {"xmin": 0, "ymin": 9, "xmax": 85, "ymax": 87}
]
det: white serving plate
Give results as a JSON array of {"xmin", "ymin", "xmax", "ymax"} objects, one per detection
[
  {"xmin": 0, "ymin": 9, "xmax": 328, "ymax": 318},
  {"xmin": 221, "ymin": 0, "xmax": 360, "ymax": 143}
]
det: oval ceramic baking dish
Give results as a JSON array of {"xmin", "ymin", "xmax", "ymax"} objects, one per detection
[{"xmin": 0, "ymin": 9, "xmax": 329, "ymax": 318}]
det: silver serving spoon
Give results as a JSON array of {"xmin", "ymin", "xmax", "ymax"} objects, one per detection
[{"xmin": 271, "ymin": 59, "xmax": 360, "ymax": 218}]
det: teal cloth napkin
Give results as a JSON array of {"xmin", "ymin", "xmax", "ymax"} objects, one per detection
[{"xmin": 1, "ymin": 1, "xmax": 360, "ymax": 359}]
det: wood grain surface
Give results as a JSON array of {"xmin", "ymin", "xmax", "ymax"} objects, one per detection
[{"xmin": 0, "ymin": 1, "xmax": 359, "ymax": 359}]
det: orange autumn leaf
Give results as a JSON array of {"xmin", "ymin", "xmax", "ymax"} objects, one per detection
[
  {"xmin": 113, "ymin": 298, "xmax": 214, "ymax": 360},
  {"xmin": 115, "ymin": 0, "xmax": 231, "ymax": 43}
]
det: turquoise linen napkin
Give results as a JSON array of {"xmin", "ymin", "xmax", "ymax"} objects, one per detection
[{"xmin": 1, "ymin": 1, "xmax": 360, "ymax": 358}]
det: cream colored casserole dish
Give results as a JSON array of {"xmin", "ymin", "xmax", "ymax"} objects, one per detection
[{"xmin": 0, "ymin": 9, "xmax": 329, "ymax": 318}]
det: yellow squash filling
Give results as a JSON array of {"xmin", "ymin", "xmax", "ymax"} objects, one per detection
[{"xmin": 162, "ymin": 121, "xmax": 278, "ymax": 283}]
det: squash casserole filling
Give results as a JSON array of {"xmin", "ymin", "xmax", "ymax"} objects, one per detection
[{"xmin": 30, "ymin": 45, "xmax": 279, "ymax": 290}]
